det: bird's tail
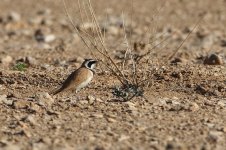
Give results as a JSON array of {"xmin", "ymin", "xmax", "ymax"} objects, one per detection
[{"xmin": 49, "ymin": 87, "xmax": 62, "ymax": 95}]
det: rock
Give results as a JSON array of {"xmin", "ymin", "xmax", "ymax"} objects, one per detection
[
  {"xmin": 90, "ymin": 113, "xmax": 104, "ymax": 118},
  {"xmin": 125, "ymin": 101, "xmax": 135, "ymax": 107},
  {"xmin": 204, "ymin": 54, "xmax": 223, "ymax": 65},
  {"xmin": 217, "ymin": 100, "xmax": 226, "ymax": 108},
  {"xmin": 0, "ymin": 95, "xmax": 13, "ymax": 106},
  {"xmin": 87, "ymin": 95, "xmax": 95, "ymax": 104},
  {"xmin": 125, "ymin": 102, "xmax": 137, "ymax": 110},
  {"xmin": 13, "ymin": 100, "xmax": 30, "ymax": 109},
  {"xmin": 82, "ymin": 22, "xmax": 95, "ymax": 29},
  {"xmin": 44, "ymin": 34, "xmax": 56, "ymax": 43},
  {"xmin": 125, "ymin": 102, "xmax": 138, "ymax": 114},
  {"xmin": 26, "ymin": 115, "xmax": 37, "ymax": 126},
  {"xmin": 30, "ymin": 103, "xmax": 42, "ymax": 113},
  {"xmin": 189, "ymin": 102, "xmax": 199, "ymax": 112},
  {"xmin": 169, "ymin": 100, "xmax": 183, "ymax": 111},
  {"xmin": 41, "ymin": 64, "xmax": 53, "ymax": 70},
  {"xmin": 96, "ymin": 98, "xmax": 104, "ymax": 103},
  {"xmin": 107, "ymin": 117, "xmax": 117, "ymax": 123},
  {"xmin": 118, "ymin": 135, "xmax": 130, "ymax": 142},
  {"xmin": 159, "ymin": 97, "xmax": 183, "ymax": 111},
  {"xmin": 2, "ymin": 144, "xmax": 20, "ymax": 150},
  {"xmin": 78, "ymin": 22, "xmax": 95, "ymax": 32},
  {"xmin": 208, "ymin": 131, "xmax": 223, "ymax": 142},
  {"xmin": 25, "ymin": 56, "xmax": 38, "ymax": 66},
  {"xmin": 78, "ymin": 100, "xmax": 89, "ymax": 105},
  {"xmin": 222, "ymin": 127, "xmax": 226, "ymax": 133},
  {"xmin": 29, "ymin": 16, "xmax": 43, "ymax": 25},
  {"xmin": 206, "ymin": 123, "xmax": 215, "ymax": 128},
  {"xmin": 0, "ymin": 55, "xmax": 13, "ymax": 64},
  {"xmin": 0, "ymin": 95, "xmax": 7, "ymax": 103},
  {"xmin": 17, "ymin": 56, "xmax": 38, "ymax": 66},
  {"xmin": 8, "ymin": 11, "xmax": 21, "ymax": 22},
  {"xmin": 35, "ymin": 92, "xmax": 54, "ymax": 107},
  {"xmin": 46, "ymin": 110, "xmax": 60, "ymax": 116},
  {"xmin": 34, "ymin": 29, "xmax": 55, "ymax": 43}
]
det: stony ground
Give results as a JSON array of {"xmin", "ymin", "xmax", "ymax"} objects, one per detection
[{"xmin": 0, "ymin": 0, "xmax": 226, "ymax": 150}]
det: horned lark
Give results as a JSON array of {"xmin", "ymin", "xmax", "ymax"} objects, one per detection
[{"xmin": 51, "ymin": 59, "xmax": 97, "ymax": 95}]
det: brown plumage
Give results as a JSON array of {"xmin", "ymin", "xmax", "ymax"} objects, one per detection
[{"xmin": 51, "ymin": 59, "xmax": 97, "ymax": 95}]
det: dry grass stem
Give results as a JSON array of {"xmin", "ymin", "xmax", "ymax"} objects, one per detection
[
  {"xmin": 62, "ymin": 0, "xmax": 202, "ymax": 101},
  {"xmin": 168, "ymin": 14, "xmax": 205, "ymax": 61}
]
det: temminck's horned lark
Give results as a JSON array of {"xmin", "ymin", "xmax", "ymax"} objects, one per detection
[{"xmin": 51, "ymin": 59, "xmax": 97, "ymax": 95}]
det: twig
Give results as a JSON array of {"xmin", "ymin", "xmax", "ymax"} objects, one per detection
[
  {"xmin": 168, "ymin": 15, "xmax": 205, "ymax": 61},
  {"xmin": 136, "ymin": 35, "xmax": 171, "ymax": 62}
]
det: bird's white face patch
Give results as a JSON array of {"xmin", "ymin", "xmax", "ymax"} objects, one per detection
[
  {"xmin": 90, "ymin": 63, "xmax": 96, "ymax": 70},
  {"xmin": 84, "ymin": 59, "xmax": 97, "ymax": 71}
]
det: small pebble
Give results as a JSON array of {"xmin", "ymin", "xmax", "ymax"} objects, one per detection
[
  {"xmin": 189, "ymin": 102, "xmax": 199, "ymax": 112},
  {"xmin": 17, "ymin": 56, "xmax": 38, "ymax": 66},
  {"xmin": 87, "ymin": 95, "xmax": 95, "ymax": 104},
  {"xmin": 26, "ymin": 115, "xmax": 37, "ymax": 126},
  {"xmin": 8, "ymin": 11, "xmax": 21, "ymax": 22},
  {"xmin": 78, "ymin": 100, "xmax": 89, "ymax": 105},
  {"xmin": 217, "ymin": 100, "xmax": 226, "ymax": 108},
  {"xmin": 208, "ymin": 131, "xmax": 223, "ymax": 142},
  {"xmin": 35, "ymin": 92, "xmax": 54, "ymax": 107},
  {"xmin": 107, "ymin": 117, "xmax": 117, "ymax": 123},
  {"xmin": 96, "ymin": 98, "xmax": 104, "ymax": 103},
  {"xmin": 25, "ymin": 56, "xmax": 38, "ymax": 66},
  {"xmin": 222, "ymin": 127, "xmax": 226, "ymax": 133},
  {"xmin": 118, "ymin": 135, "xmax": 130, "ymax": 142},
  {"xmin": 78, "ymin": 22, "xmax": 95, "ymax": 32},
  {"xmin": 0, "ymin": 55, "xmax": 13, "ymax": 64},
  {"xmin": 44, "ymin": 34, "xmax": 56, "ymax": 43},
  {"xmin": 90, "ymin": 113, "xmax": 104, "ymax": 118},
  {"xmin": 0, "ymin": 95, "xmax": 8, "ymax": 104},
  {"xmin": 0, "ymin": 95, "xmax": 13, "ymax": 106},
  {"xmin": 13, "ymin": 100, "xmax": 30, "ymax": 109}
]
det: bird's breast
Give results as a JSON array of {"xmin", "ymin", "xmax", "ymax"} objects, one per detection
[{"xmin": 75, "ymin": 68, "xmax": 94, "ymax": 90}]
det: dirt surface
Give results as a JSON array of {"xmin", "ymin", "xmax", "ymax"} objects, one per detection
[{"xmin": 0, "ymin": 0, "xmax": 226, "ymax": 149}]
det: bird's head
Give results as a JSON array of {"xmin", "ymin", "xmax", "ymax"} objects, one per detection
[{"xmin": 82, "ymin": 59, "xmax": 98, "ymax": 71}]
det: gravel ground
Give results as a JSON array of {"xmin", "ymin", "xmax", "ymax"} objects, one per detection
[{"xmin": 0, "ymin": 0, "xmax": 226, "ymax": 149}]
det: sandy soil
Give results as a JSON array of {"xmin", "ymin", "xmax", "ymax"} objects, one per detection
[{"xmin": 0, "ymin": 0, "xmax": 226, "ymax": 149}]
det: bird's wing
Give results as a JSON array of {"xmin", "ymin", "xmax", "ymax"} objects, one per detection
[
  {"xmin": 50, "ymin": 69, "xmax": 79, "ymax": 95},
  {"xmin": 51, "ymin": 68, "xmax": 92, "ymax": 95},
  {"xmin": 65, "ymin": 67, "xmax": 92, "ymax": 90}
]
